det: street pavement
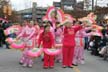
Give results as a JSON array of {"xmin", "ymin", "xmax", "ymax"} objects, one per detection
[{"xmin": 0, "ymin": 48, "xmax": 108, "ymax": 72}]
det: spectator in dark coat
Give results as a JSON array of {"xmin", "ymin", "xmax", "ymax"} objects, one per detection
[{"xmin": 0, "ymin": 24, "xmax": 4, "ymax": 47}]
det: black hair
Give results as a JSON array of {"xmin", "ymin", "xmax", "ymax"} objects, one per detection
[
  {"xmin": 79, "ymin": 21, "xmax": 82, "ymax": 25},
  {"xmin": 56, "ymin": 21, "xmax": 60, "ymax": 24},
  {"xmin": 73, "ymin": 20, "xmax": 82, "ymax": 25},
  {"xmin": 86, "ymin": 30, "xmax": 92, "ymax": 33},
  {"xmin": 76, "ymin": 21, "xmax": 82, "ymax": 25},
  {"xmin": 47, "ymin": 21, "xmax": 53, "ymax": 27},
  {"xmin": 44, "ymin": 25, "xmax": 50, "ymax": 29},
  {"xmin": 55, "ymin": 21, "xmax": 60, "ymax": 32},
  {"xmin": 43, "ymin": 21, "xmax": 48, "ymax": 24},
  {"xmin": 42, "ymin": 25, "xmax": 50, "ymax": 35},
  {"xmin": 73, "ymin": 20, "xmax": 76, "ymax": 24}
]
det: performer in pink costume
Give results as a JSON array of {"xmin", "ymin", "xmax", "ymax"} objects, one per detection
[
  {"xmin": 34, "ymin": 21, "xmax": 40, "ymax": 47},
  {"xmin": 55, "ymin": 22, "xmax": 63, "ymax": 63},
  {"xmin": 73, "ymin": 24, "xmax": 93, "ymax": 65},
  {"xmin": 17, "ymin": 21, "xmax": 36, "ymax": 68}
]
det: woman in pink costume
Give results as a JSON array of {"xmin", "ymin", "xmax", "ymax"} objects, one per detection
[
  {"xmin": 73, "ymin": 21, "xmax": 93, "ymax": 66},
  {"xmin": 34, "ymin": 21, "xmax": 40, "ymax": 47},
  {"xmin": 17, "ymin": 21, "xmax": 36, "ymax": 68},
  {"xmin": 55, "ymin": 22, "xmax": 63, "ymax": 63}
]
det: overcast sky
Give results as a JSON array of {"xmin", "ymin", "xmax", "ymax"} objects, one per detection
[{"xmin": 10, "ymin": 0, "xmax": 108, "ymax": 10}]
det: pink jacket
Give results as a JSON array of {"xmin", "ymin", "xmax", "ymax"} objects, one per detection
[{"xmin": 75, "ymin": 27, "xmax": 92, "ymax": 38}]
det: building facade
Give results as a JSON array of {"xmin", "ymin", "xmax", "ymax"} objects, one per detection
[
  {"xmin": 83, "ymin": 0, "xmax": 92, "ymax": 10},
  {"xmin": 53, "ymin": 2, "xmax": 61, "ymax": 8},
  {"xmin": 61, "ymin": 0, "xmax": 76, "ymax": 10},
  {"xmin": 18, "ymin": 2, "xmax": 47, "ymax": 24}
]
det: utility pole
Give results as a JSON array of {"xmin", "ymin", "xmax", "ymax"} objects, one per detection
[
  {"xmin": 95, "ymin": 0, "xmax": 98, "ymax": 10},
  {"xmin": 92, "ymin": 0, "xmax": 94, "ymax": 11},
  {"xmin": 32, "ymin": 2, "xmax": 37, "ymax": 21}
]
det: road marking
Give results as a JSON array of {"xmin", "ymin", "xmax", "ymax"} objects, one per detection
[{"xmin": 73, "ymin": 66, "xmax": 81, "ymax": 72}]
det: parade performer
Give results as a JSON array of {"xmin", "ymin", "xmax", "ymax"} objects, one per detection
[
  {"xmin": 62, "ymin": 20, "xmax": 82, "ymax": 68},
  {"xmin": 42, "ymin": 16, "xmax": 55, "ymax": 36},
  {"xmin": 38, "ymin": 25, "xmax": 55, "ymax": 69},
  {"xmin": 34, "ymin": 21, "xmax": 40, "ymax": 46},
  {"xmin": 55, "ymin": 22, "xmax": 63, "ymax": 63},
  {"xmin": 17, "ymin": 21, "xmax": 36, "ymax": 68},
  {"xmin": 73, "ymin": 21, "xmax": 93, "ymax": 66}
]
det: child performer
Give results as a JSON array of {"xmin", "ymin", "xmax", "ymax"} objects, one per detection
[
  {"xmin": 38, "ymin": 25, "xmax": 55, "ymax": 69},
  {"xmin": 62, "ymin": 20, "xmax": 82, "ymax": 68},
  {"xmin": 17, "ymin": 21, "xmax": 36, "ymax": 68}
]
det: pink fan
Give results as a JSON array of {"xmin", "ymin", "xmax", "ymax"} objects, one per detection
[
  {"xmin": 6, "ymin": 38, "xmax": 16, "ymax": 44},
  {"xmin": 44, "ymin": 48, "xmax": 62, "ymax": 56},
  {"xmin": 64, "ymin": 14, "xmax": 75, "ymax": 22},
  {"xmin": 10, "ymin": 39, "xmax": 25, "ymax": 49},
  {"xmin": 42, "ymin": 16, "xmax": 48, "ymax": 21},
  {"xmin": 4, "ymin": 25, "xmax": 22, "ymax": 36},
  {"xmin": 46, "ymin": 6, "xmax": 64, "ymax": 22},
  {"xmin": 27, "ymin": 48, "xmax": 43, "ymax": 58}
]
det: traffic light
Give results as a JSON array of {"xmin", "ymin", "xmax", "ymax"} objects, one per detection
[
  {"xmin": 3, "ymin": 5, "xmax": 7, "ymax": 14},
  {"xmin": 8, "ymin": 5, "xmax": 12, "ymax": 16},
  {"xmin": 3, "ymin": 5, "xmax": 12, "ymax": 16}
]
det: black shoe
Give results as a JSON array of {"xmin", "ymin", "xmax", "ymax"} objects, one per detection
[
  {"xmin": 7, "ymin": 47, "xmax": 10, "ymax": 49},
  {"xmin": 68, "ymin": 66, "xmax": 73, "ymax": 68},
  {"xmin": 62, "ymin": 65, "xmax": 67, "ymax": 68},
  {"xmin": 41, "ymin": 58, "xmax": 44, "ymax": 61},
  {"xmin": 72, "ymin": 64, "xmax": 78, "ymax": 66},
  {"xmin": 43, "ymin": 66, "xmax": 48, "ymax": 69},
  {"xmin": 19, "ymin": 62, "xmax": 23, "ymax": 65},
  {"xmin": 49, "ymin": 66, "xmax": 54, "ymax": 69}
]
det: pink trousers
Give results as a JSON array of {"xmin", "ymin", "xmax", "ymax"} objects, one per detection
[
  {"xmin": 55, "ymin": 37, "xmax": 62, "ymax": 62},
  {"xmin": 20, "ymin": 48, "xmax": 33, "ymax": 66},
  {"xmin": 73, "ymin": 38, "xmax": 85, "ymax": 64},
  {"xmin": 73, "ymin": 47, "xmax": 84, "ymax": 64}
]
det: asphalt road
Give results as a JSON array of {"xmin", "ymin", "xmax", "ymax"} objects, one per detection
[{"xmin": 0, "ymin": 48, "xmax": 108, "ymax": 72}]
